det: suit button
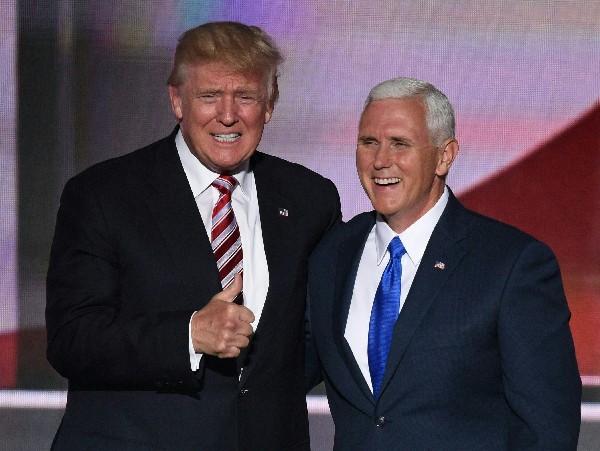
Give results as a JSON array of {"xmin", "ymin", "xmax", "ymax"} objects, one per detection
[
  {"xmin": 375, "ymin": 416, "xmax": 386, "ymax": 427},
  {"xmin": 239, "ymin": 389, "xmax": 249, "ymax": 397}
]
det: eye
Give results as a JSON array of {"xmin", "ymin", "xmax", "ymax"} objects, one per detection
[
  {"xmin": 198, "ymin": 93, "xmax": 219, "ymax": 103},
  {"xmin": 358, "ymin": 137, "xmax": 378, "ymax": 148},
  {"xmin": 390, "ymin": 139, "xmax": 407, "ymax": 148},
  {"xmin": 237, "ymin": 93, "xmax": 259, "ymax": 104}
]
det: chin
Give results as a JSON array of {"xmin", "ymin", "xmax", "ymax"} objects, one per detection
[{"xmin": 210, "ymin": 155, "xmax": 245, "ymax": 169}]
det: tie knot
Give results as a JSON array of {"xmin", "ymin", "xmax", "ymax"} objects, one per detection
[
  {"xmin": 388, "ymin": 236, "xmax": 406, "ymax": 260},
  {"xmin": 212, "ymin": 175, "xmax": 237, "ymax": 195}
]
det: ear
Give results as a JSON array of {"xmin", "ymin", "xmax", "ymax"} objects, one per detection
[
  {"xmin": 435, "ymin": 138, "xmax": 459, "ymax": 177},
  {"xmin": 264, "ymin": 106, "xmax": 273, "ymax": 124},
  {"xmin": 168, "ymin": 85, "xmax": 183, "ymax": 121}
]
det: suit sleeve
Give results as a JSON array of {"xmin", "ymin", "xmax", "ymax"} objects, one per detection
[
  {"xmin": 304, "ymin": 291, "xmax": 324, "ymax": 393},
  {"xmin": 324, "ymin": 179, "xmax": 343, "ymax": 232},
  {"xmin": 46, "ymin": 174, "xmax": 198, "ymax": 389},
  {"xmin": 499, "ymin": 240, "xmax": 581, "ymax": 449},
  {"xmin": 304, "ymin": 178, "xmax": 341, "ymax": 393}
]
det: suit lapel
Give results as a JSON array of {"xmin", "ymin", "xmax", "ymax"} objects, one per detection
[
  {"xmin": 378, "ymin": 192, "xmax": 472, "ymax": 398},
  {"xmin": 332, "ymin": 214, "xmax": 379, "ymax": 408},
  {"xmin": 143, "ymin": 131, "xmax": 222, "ymax": 307},
  {"xmin": 239, "ymin": 154, "xmax": 300, "ymax": 384}
]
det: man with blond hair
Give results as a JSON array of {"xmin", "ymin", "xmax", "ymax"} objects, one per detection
[{"xmin": 47, "ymin": 21, "xmax": 340, "ymax": 450}]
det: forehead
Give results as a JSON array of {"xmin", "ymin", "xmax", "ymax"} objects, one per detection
[
  {"xmin": 359, "ymin": 97, "xmax": 427, "ymax": 132},
  {"xmin": 184, "ymin": 61, "xmax": 267, "ymax": 90}
]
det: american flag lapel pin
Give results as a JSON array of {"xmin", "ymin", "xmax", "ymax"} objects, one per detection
[
  {"xmin": 278, "ymin": 208, "xmax": 289, "ymax": 217},
  {"xmin": 434, "ymin": 261, "xmax": 445, "ymax": 270}
]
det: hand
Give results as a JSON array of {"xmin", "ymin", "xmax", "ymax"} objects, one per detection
[{"xmin": 191, "ymin": 274, "xmax": 255, "ymax": 358}]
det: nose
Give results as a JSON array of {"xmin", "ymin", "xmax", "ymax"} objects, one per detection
[
  {"xmin": 373, "ymin": 144, "xmax": 392, "ymax": 169},
  {"xmin": 216, "ymin": 95, "xmax": 239, "ymax": 126}
]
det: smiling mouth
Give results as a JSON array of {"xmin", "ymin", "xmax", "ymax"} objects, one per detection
[
  {"xmin": 374, "ymin": 177, "xmax": 401, "ymax": 185},
  {"xmin": 212, "ymin": 133, "xmax": 241, "ymax": 142}
]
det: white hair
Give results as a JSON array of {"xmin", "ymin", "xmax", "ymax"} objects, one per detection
[{"xmin": 365, "ymin": 77, "xmax": 455, "ymax": 146}]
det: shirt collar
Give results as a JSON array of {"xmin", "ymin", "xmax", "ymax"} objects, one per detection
[
  {"xmin": 375, "ymin": 186, "xmax": 449, "ymax": 266},
  {"xmin": 175, "ymin": 129, "xmax": 252, "ymax": 199}
]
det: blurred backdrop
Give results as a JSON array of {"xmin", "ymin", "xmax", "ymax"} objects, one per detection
[{"xmin": 1, "ymin": 0, "xmax": 599, "ymax": 449}]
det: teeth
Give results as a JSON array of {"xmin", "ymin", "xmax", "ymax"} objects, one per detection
[
  {"xmin": 213, "ymin": 133, "xmax": 240, "ymax": 142},
  {"xmin": 375, "ymin": 177, "xmax": 401, "ymax": 185}
]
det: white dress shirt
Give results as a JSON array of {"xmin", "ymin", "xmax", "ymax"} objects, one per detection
[
  {"xmin": 345, "ymin": 187, "xmax": 449, "ymax": 392},
  {"xmin": 175, "ymin": 131, "xmax": 269, "ymax": 370}
]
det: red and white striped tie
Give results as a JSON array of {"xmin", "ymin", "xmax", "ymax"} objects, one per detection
[{"xmin": 211, "ymin": 175, "xmax": 243, "ymax": 289}]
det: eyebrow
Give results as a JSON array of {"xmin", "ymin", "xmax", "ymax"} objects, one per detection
[
  {"xmin": 235, "ymin": 87, "xmax": 260, "ymax": 94},
  {"xmin": 192, "ymin": 88, "xmax": 221, "ymax": 95},
  {"xmin": 191, "ymin": 87, "xmax": 264, "ymax": 98},
  {"xmin": 357, "ymin": 135, "xmax": 377, "ymax": 143}
]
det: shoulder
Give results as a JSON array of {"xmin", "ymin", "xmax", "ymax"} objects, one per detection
[
  {"xmin": 308, "ymin": 212, "xmax": 374, "ymax": 295},
  {"xmin": 469, "ymin": 208, "xmax": 538, "ymax": 246},
  {"xmin": 251, "ymin": 152, "xmax": 341, "ymax": 219},
  {"xmin": 311, "ymin": 212, "xmax": 375, "ymax": 258},
  {"xmin": 64, "ymin": 132, "xmax": 175, "ymax": 193},
  {"xmin": 446, "ymin": 192, "xmax": 536, "ymax": 243},
  {"xmin": 252, "ymin": 152, "xmax": 336, "ymax": 191},
  {"xmin": 451, "ymin": 197, "xmax": 554, "ymax": 261}
]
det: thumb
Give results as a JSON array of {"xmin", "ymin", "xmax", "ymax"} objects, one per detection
[{"xmin": 222, "ymin": 273, "xmax": 243, "ymax": 303}]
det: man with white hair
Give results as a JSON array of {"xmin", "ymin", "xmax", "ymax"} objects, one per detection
[{"xmin": 306, "ymin": 76, "xmax": 581, "ymax": 450}]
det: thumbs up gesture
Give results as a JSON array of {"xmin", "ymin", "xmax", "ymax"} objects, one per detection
[{"xmin": 191, "ymin": 274, "xmax": 255, "ymax": 358}]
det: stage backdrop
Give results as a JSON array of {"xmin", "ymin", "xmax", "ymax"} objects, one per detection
[{"xmin": 2, "ymin": 0, "xmax": 599, "ymax": 402}]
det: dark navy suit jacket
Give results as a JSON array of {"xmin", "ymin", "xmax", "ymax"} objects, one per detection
[
  {"xmin": 46, "ymin": 127, "xmax": 341, "ymax": 450},
  {"xmin": 307, "ymin": 190, "xmax": 581, "ymax": 450}
]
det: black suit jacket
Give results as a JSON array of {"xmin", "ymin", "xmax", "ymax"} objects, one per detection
[
  {"xmin": 46, "ymin": 127, "xmax": 341, "ymax": 450},
  {"xmin": 307, "ymin": 190, "xmax": 581, "ymax": 450}
]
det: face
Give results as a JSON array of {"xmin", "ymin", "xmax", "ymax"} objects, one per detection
[
  {"xmin": 356, "ymin": 97, "xmax": 458, "ymax": 233},
  {"xmin": 168, "ymin": 62, "xmax": 273, "ymax": 173}
]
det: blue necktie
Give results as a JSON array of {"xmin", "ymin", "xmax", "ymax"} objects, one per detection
[{"xmin": 368, "ymin": 236, "xmax": 406, "ymax": 399}]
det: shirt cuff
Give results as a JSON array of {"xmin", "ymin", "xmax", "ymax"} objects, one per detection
[{"xmin": 189, "ymin": 311, "xmax": 202, "ymax": 371}]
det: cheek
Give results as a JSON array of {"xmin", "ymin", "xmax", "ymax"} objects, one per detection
[
  {"xmin": 241, "ymin": 106, "xmax": 268, "ymax": 127},
  {"xmin": 247, "ymin": 118, "xmax": 264, "ymax": 131},
  {"xmin": 356, "ymin": 152, "xmax": 372, "ymax": 172},
  {"xmin": 424, "ymin": 152, "xmax": 441, "ymax": 172},
  {"xmin": 356, "ymin": 165, "xmax": 369, "ymax": 186},
  {"xmin": 187, "ymin": 103, "xmax": 215, "ymax": 124}
]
